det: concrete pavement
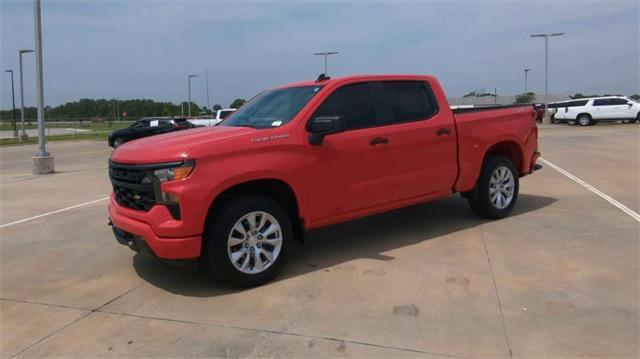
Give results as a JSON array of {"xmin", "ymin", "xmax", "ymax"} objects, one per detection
[{"xmin": 0, "ymin": 125, "xmax": 638, "ymax": 358}]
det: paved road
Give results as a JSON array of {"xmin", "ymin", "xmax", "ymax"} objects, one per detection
[{"xmin": 1, "ymin": 126, "xmax": 638, "ymax": 358}]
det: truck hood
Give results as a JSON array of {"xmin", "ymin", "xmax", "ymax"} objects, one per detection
[{"xmin": 111, "ymin": 126, "xmax": 255, "ymax": 164}]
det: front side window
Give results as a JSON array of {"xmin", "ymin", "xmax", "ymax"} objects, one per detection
[
  {"xmin": 222, "ymin": 85, "xmax": 323, "ymax": 129},
  {"xmin": 610, "ymin": 98, "xmax": 628, "ymax": 105},
  {"xmin": 312, "ymin": 83, "xmax": 377, "ymax": 130},
  {"xmin": 375, "ymin": 81, "xmax": 437, "ymax": 124}
]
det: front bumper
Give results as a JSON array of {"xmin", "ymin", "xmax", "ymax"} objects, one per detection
[{"xmin": 108, "ymin": 196, "xmax": 201, "ymax": 259}]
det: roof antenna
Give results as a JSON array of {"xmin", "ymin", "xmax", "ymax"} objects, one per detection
[{"xmin": 316, "ymin": 73, "xmax": 330, "ymax": 82}]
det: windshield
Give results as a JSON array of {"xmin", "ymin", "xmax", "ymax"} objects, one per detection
[{"xmin": 222, "ymin": 85, "xmax": 323, "ymax": 128}]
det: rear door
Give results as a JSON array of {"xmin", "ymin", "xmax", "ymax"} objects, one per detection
[
  {"xmin": 303, "ymin": 82, "xmax": 397, "ymax": 223},
  {"xmin": 370, "ymin": 80, "xmax": 458, "ymax": 201},
  {"xmin": 592, "ymin": 99, "xmax": 612, "ymax": 119}
]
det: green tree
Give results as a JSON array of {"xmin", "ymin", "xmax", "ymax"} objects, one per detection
[
  {"xmin": 213, "ymin": 104, "xmax": 222, "ymax": 111},
  {"xmin": 629, "ymin": 94, "xmax": 640, "ymax": 101},
  {"xmin": 230, "ymin": 99, "xmax": 246, "ymax": 108},
  {"xmin": 515, "ymin": 92, "xmax": 536, "ymax": 104}
]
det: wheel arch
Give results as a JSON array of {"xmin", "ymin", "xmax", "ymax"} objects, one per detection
[
  {"xmin": 204, "ymin": 178, "xmax": 305, "ymax": 243},
  {"xmin": 483, "ymin": 140, "xmax": 524, "ymax": 175}
]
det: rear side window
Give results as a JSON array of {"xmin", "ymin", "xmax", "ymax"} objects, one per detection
[
  {"xmin": 313, "ymin": 83, "xmax": 377, "ymax": 130},
  {"xmin": 593, "ymin": 99, "xmax": 611, "ymax": 106},
  {"xmin": 567, "ymin": 100, "xmax": 588, "ymax": 107},
  {"xmin": 375, "ymin": 81, "xmax": 438, "ymax": 124}
]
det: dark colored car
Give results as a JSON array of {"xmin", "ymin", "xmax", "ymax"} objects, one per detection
[{"xmin": 108, "ymin": 117, "xmax": 196, "ymax": 148}]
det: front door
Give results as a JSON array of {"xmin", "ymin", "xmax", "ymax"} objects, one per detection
[{"xmin": 303, "ymin": 82, "xmax": 397, "ymax": 225}]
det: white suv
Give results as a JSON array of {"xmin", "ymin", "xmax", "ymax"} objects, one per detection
[{"xmin": 554, "ymin": 97, "xmax": 640, "ymax": 126}]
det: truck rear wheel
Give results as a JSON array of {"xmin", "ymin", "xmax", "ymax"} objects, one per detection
[
  {"xmin": 467, "ymin": 155, "xmax": 519, "ymax": 219},
  {"xmin": 202, "ymin": 194, "xmax": 291, "ymax": 287}
]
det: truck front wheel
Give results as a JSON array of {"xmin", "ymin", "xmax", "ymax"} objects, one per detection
[
  {"xmin": 467, "ymin": 155, "xmax": 519, "ymax": 219},
  {"xmin": 202, "ymin": 194, "xmax": 291, "ymax": 287}
]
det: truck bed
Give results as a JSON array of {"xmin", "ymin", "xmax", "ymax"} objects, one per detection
[
  {"xmin": 451, "ymin": 104, "xmax": 534, "ymax": 114},
  {"xmin": 452, "ymin": 103, "xmax": 538, "ymax": 193}
]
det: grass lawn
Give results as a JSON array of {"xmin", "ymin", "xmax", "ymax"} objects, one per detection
[
  {"xmin": 0, "ymin": 131, "xmax": 111, "ymax": 146},
  {"xmin": 0, "ymin": 121, "xmax": 133, "ymax": 132}
]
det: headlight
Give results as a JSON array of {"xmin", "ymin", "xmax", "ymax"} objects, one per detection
[{"xmin": 153, "ymin": 161, "xmax": 195, "ymax": 182}]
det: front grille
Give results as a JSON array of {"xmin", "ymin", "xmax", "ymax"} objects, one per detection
[
  {"xmin": 113, "ymin": 185, "xmax": 155, "ymax": 211},
  {"xmin": 109, "ymin": 161, "xmax": 156, "ymax": 211},
  {"xmin": 109, "ymin": 166, "xmax": 146, "ymax": 184}
]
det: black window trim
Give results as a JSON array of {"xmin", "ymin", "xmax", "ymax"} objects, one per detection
[{"xmin": 306, "ymin": 79, "xmax": 440, "ymax": 133}]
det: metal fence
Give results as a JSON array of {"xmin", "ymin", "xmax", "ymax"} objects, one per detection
[{"xmin": 0, "ymin": 118, "xmax": 134, "ymax": 141}]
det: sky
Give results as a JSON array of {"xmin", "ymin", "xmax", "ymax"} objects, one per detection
[{"xmin": 1, "ymin": 0, "xmax": 638, "ymax": 110}]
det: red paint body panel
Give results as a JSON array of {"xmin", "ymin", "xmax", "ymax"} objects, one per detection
[
  {"xmin": 108, "ymin": 74, "xmax": 539, "ymax": 260},
  {"xmin": 108, "ymin": 195, "xmax": 201, "ymax": 258}
]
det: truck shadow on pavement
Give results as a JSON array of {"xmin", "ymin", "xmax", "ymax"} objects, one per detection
[{"xmin": 133, "ymin": 193, "xmax": 556, "ymax": 297}]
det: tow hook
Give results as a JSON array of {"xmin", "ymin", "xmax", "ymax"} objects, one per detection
[{"xmin": 533, "ymin": 164, "xmax": 543, "ymax": 171}]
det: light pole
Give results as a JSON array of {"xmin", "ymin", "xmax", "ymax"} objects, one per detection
[
  {"xmin": 523, "ymin": 68, "xmax": 530, "ymax": 94},
  {"xmin": 530, "ymin": 33, "xmax": 564, "ymax": 100},
  {"xmin": 19, "ymin": 49, "xmax": 34, "ymax": 141},
  {"xmin": 205, "ymin": 67, "xmax": 211, "ymax": 112},
  {"xmin": 33, "ymin": 0, "xmax": 53, "ymax": 174},
  {"xmin": 4, "ymin": 70, "xmax": 17, "ymax": 138},
  {"xmin": 313, "ymin": 51, "xmax": 339, "ymax": 76},
  {"xmin": 187, "ymin": 74, "xmax": 198, "ymax": 116}
]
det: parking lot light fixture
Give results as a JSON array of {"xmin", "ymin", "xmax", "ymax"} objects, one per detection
[
  {"xmin": 530, "ymin": 33, "xmax": 564, "ymax": 101},
  {"xmin": 19, "ymin": 49, "xmax": 34, "ymax": 141},
  {"xmin": 32, "ymin": 0, "xmax": 54, "ymax": 174},
  {"xmin": 4, "ymin": 70, "xmax": 17, "ymax": 138},
  {"xmin": 313, "ymin": 51, "xmax": 339, "ymax": 76},
  {"xmin": 187, "ymin": 74, "xmax": 198, "ymax": 116}
]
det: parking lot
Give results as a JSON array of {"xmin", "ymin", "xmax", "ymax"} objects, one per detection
[{"xmin": 1, "ymin": 124, "xmax": 638, "ymax": 358}]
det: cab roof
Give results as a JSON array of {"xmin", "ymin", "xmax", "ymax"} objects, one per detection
[{"xmin": 271, "ymin": 74, "xmax": 437, "ymax": 90}]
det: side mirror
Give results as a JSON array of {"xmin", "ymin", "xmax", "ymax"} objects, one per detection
[{"xmin": 307, "ymin": 116, "xmax": 344, "ymax": 145}]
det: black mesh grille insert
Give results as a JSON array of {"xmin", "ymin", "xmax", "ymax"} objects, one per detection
[{"xmin": 109, "ymin": 162, "xmax": 156, "ymax": 212}]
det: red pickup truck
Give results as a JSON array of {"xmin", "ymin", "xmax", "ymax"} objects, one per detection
[{"xmin": 109, "ymin": 74, "xmax": 540, "ymax": 286}]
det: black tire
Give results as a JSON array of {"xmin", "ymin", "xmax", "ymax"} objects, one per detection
[
  {"xmin": 467, "ymin": 155, "xmax": 519, "ymax": 219},
  {"xmin": 113, "ymin": 137, "xmax": 124, "ymax": 148},
  {"xmin": 566, "ymin": 118, "xmax": 577, "ymax": 125},
  {"xmin": 622, "ymin": 113, "xmax": 638, "ymax": 124},
  {"xmin": 577, "ymin": 114, "xmax": 592, "ymax": 126},
  {"xmin": 202, "ymin": 194, "xmax": 292, "ymax": 287}
]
